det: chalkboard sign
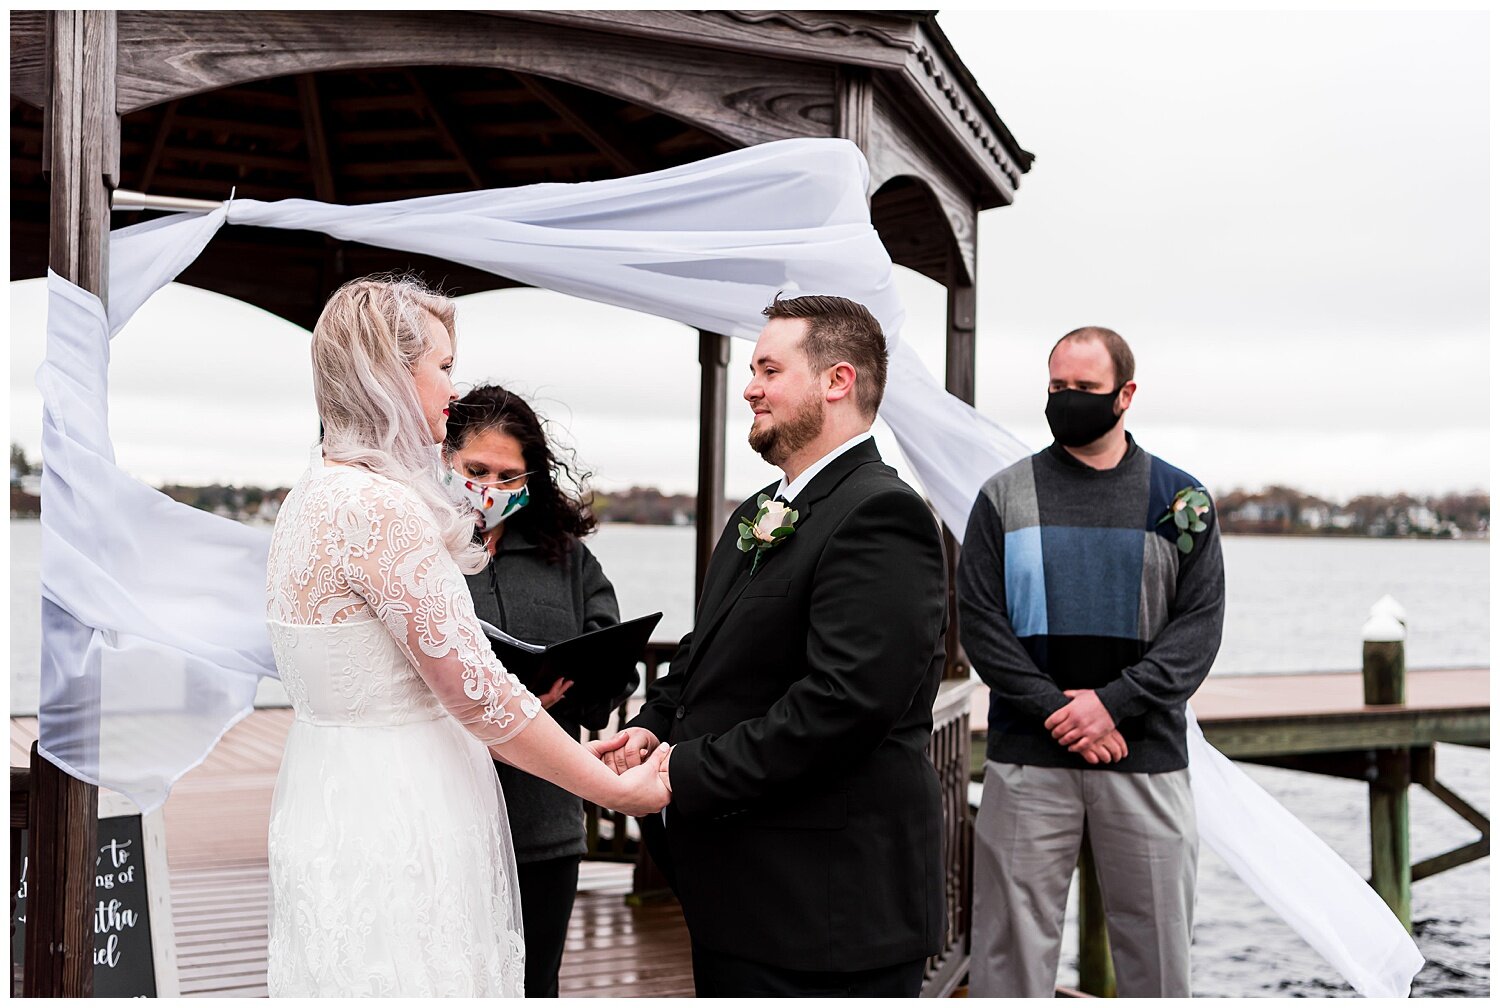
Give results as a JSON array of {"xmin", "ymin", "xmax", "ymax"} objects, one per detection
[{"xmin": 12, "ymin": 796, "xmax": 177, "ymax": 996}]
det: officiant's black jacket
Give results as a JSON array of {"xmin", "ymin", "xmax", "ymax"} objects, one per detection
[{"xmin": 629, "ymin": 439, "xmax": 947, "ymax": 973}]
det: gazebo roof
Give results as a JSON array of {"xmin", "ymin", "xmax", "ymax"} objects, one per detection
[{"xmin": 11, "ymin": 9, "xmax": 1032, "ymax": 327}]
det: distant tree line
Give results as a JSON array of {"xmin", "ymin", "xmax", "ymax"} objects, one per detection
[
  {"xmin": 591, "ymin": 486, "xmax": 740, "ymax": 527},
  {"xmin": 11, "ymin": 443, "xmax": 36, "ymax": 477},
  {"xmin": 157, "ymin": 483, "xmax": 291, "ymax": 522},
  {"xmin": 1217, "ymin": 486, "xmax": 1488, "ymax": 539},
  {"xmin": 9, "ymin": 443, "xmax": 1490, "ymax": 536}
]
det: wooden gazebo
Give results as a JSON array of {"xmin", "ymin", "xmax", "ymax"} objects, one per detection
[{"xmin": 10, "ymin": 9, "xmax": 1031, "ymax": 996}]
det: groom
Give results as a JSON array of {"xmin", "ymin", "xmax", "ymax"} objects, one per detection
[{"xmin": 592, "ymin": 294, "xmax": 948, "ymax": 996}]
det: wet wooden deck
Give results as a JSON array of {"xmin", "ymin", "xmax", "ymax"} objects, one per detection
[
  {"xmin": 10, "ymin": 712, "xmax": 694, "ymax": 998},
  {"xmin": 1189, "ymin": 666, "xmax": 1486, "ymax": 756}
]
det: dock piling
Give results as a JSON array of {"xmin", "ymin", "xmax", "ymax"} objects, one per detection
[
  {"xmin": 1077, "ymin": 830, "xmax": 1117, "ymax": 997},
  {"xmin": 1362, "ymin": 603, "xmax": 1411, "ymax": 930}
]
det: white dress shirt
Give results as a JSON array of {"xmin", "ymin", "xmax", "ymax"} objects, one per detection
[{"xmin": 774, "ymin": 431, "xmax": 874, "ymax": 503}]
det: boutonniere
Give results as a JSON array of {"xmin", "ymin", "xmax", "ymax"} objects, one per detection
[
  {"xmin": 1157, "ymin": 486, "xmax": 1211, "ymax": 554},
  {"xmin": 737, "ymin": 493, "xmax": 798, "ymax": 573}
]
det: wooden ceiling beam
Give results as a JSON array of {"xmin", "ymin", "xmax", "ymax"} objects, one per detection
[
  {"xmin": 135, "ymin": 99, "xmax": 178, "ymax": 194},
  {"xmin": 295, "ymin": 74, "xmax": 338, "ymax": 202},
  {"xmin": 403, "ymin": 69, "xmax": 488, "ymax": 190},
  {"xmin": 169, "ymin": 114, "xmax": 303, "ymax": 140},
  {"xmin": 655, "ymin": 129, "xmax": 729, "ymax": 156},
  {"xmin": 338, "ymin": 157, "xmax": 479, "ymax": 179},
  {"xmin": 340, "ymin": 120, "xmax": 557, "ymax": 145},
  {"xmin": 513, "ymin": 73, "xmax": 653, "ymax": 176},
  {"xmin": 150, "ymin": 182, "xmax": 308, "ymax": 201},
  {"xmin": 337, "ymin": 150, "xmax": 609, "ymax": 177},
  {"xmin": 322, "ymin": 89, "xmax": 532, "ymax": 114},
  {"xmin": 428, "ymin": 86, "xmax": 534, "ymax": 108},
  {"xmin": 133, "ymin": 146, "xmax": 312, "ymax": 173},
  {"xmin": 186, "ymin": 90, "xmax": 300, "ymax": 113}
]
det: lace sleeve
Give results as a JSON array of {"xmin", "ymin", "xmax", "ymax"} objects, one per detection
[{"xmin": 338, "ymin": 475, "xmax": 540, "ymax": 745}]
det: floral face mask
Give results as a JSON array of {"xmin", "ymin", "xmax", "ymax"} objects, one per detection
[{"xmin": 445, "ymin": 469, "xmax": 531, "ymax": 532}]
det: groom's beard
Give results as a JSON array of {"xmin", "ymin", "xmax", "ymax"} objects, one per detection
[{"xmin": 748, "ymin": 390, "xmax": 825, "ymax": 467}]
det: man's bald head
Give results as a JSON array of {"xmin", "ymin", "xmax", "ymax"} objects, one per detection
[{"xmin": 1048, "ymin": 326, "xmax": 1135, "ymax": 387}]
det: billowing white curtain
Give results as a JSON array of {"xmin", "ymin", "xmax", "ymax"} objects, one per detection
[{"xmin": 35, "ymin": 137, "xmax": 1419, "ymax": 995}]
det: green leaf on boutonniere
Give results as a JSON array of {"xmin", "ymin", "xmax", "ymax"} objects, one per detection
[{"xmin": 1159, "ymin": 485, "xmax": 1212, "ymax": 555}]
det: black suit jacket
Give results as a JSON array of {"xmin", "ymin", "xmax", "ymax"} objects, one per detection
[{"xmin": 629, "ymin": 438, "xmax": 948, "ymax": 973}]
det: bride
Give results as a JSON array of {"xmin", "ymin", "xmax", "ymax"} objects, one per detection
[{"xmin": 263, "ymin": 276, "xmax": 671, "ymax": 996}]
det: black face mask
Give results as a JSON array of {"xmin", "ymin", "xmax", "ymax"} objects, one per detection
[{"xmin": 1045, "ymin": 387, "xmax": 1123, "ymax": 447}]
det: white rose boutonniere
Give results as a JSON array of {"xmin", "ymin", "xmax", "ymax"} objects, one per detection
[{"xmin": 737, "ymin": 493, "xmax": 798, "ymax": 573}]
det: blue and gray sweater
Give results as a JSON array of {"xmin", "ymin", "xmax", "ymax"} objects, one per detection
[{"xmin": 957, "ymin": 435, "xmax": 1225, "ymax": 772}]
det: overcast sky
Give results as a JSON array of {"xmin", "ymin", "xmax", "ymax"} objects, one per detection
[{"xmin": 8, "ymin": 9, "xmax": 1490, "ymax": 504}]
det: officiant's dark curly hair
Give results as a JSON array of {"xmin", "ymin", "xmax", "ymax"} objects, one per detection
[{"xmin": 444, "ymin": 385, "xmax": 598, "ymax": 565}]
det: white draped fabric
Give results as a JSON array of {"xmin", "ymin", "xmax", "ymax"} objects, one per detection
[
  {"xmin": 1185, "ymin": 712, "xmax": 1426, "ymax": 996},
  {"xmin": 35, "ymin": 137, "xmax": 1419, "ymax": 995}
]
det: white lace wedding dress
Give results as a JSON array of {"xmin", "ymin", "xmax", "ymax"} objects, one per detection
[{"xmin": 264, "ymin": 455, "xmax": 541, "ymax": 996}]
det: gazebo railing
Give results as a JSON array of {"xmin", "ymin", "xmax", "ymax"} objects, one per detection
[
  {"xmin": 581, "ymin": 641, "xmax": 679, "ymax": 864},
  {"xmin": 10, "ymin": 761, "xmax": 30, "ymax": 996},
  {"xmin": 924, "ymin": 678, "xmax": 977, "ymax": 997}
]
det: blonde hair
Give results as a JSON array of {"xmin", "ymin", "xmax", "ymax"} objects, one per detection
[{"xmin": 311, "ymin": 275, "xmax": 485, "ymax": 573}]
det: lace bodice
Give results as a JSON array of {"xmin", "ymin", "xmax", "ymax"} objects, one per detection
[{"xmin": 266, "ymin": 458, "xmax": 539, "ymax": 744}]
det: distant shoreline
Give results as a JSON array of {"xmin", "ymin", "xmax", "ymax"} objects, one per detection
[
  {"xmin": 8, "ymin": 513, "xmax": 1488, "ymax": 543},
  {"xmin": 1211, "ymin": 528, "xmax": 1488, "ymax": 543}
]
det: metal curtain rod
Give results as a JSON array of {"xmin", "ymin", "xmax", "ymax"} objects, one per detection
[{"xmin": 111, "ymin": 188, "xmax": 228, "ymax": 212}]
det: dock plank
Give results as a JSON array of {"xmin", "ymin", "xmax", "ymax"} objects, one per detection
[
  {"xmin": 968, "ymin": 667, "xmax": 1488, "ymax": 728},
  {"xmin": 1191, "ymin": 667, "xmax": 1488, "ymax": 720}
]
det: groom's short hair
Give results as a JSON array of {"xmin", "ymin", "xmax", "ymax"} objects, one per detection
[{"xmin": 762, "ymin": 294, "xmax": 888, "ymax": 419}]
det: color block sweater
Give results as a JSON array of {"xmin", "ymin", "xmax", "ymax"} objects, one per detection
[{"xmin": 957, "ymin": 435, "xmax": 1225, "ymax": 772}]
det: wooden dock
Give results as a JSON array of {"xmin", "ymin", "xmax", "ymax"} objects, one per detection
[
  {"xmin": 1192, "ymin": 667, "xmax": 1488, "ymax": 755},
  {"xmin": 968, "ymin": 666, "xmax": 1490, "ymax": 757},
  {"xmin": 10, "ymin": 712, "xmax": 694, "ymax": 998}
]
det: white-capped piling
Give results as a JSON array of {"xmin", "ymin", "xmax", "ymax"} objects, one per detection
[{"xmin": 1362, "ymin": 598, "xmax": 1410, "ymax": 930}]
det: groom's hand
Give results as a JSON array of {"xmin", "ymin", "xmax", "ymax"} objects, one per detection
[
  {"xmin": 1044, "ymin": 688, "xmax": 1116, "ymax": 752},
  {"xmin": 588, "ymin": 727, "xmax": 660, "ymax": 775}
]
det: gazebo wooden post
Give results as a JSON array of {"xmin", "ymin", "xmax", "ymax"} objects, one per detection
[
  {"xmin": 694, "ymin": 330, "xmax": 731, "ymax": 600},
  {"xmin": 26, "ymin": 8, "xmax": 119, "ymax": 998},
  {"xmin": 942, "ymin": 237, "xmax": 978, "ymax": 680},
  {"xmin": 629, "ymin": 326, "xmax": 731, "ymax": 899}
]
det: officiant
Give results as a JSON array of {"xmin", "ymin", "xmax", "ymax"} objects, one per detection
[{"xmin": 444, "ymin": 384, "xmax": 624, "ymax": 997}]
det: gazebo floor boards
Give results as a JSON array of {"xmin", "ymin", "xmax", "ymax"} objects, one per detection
[{"xmin": 10, "ymin": 711, "xmax": 695, "ymax": 998}]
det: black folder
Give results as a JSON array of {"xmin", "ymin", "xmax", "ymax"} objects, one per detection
[{"xmin": 480, "ymin": 612, "xmax": 661, "ymax": 723}]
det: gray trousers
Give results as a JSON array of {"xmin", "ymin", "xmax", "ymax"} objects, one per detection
[{"xmin": 969, "ymin": 761, "xmax": 1197, "ymax": 998}]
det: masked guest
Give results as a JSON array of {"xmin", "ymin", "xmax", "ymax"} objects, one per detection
[
  {"xmin": 443, "ymin": 384, "xmax": 623, "ymax": 998},
  {"xmin": 958, "ymin": 326, "xmax": 1225, "ymax": 997}
]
